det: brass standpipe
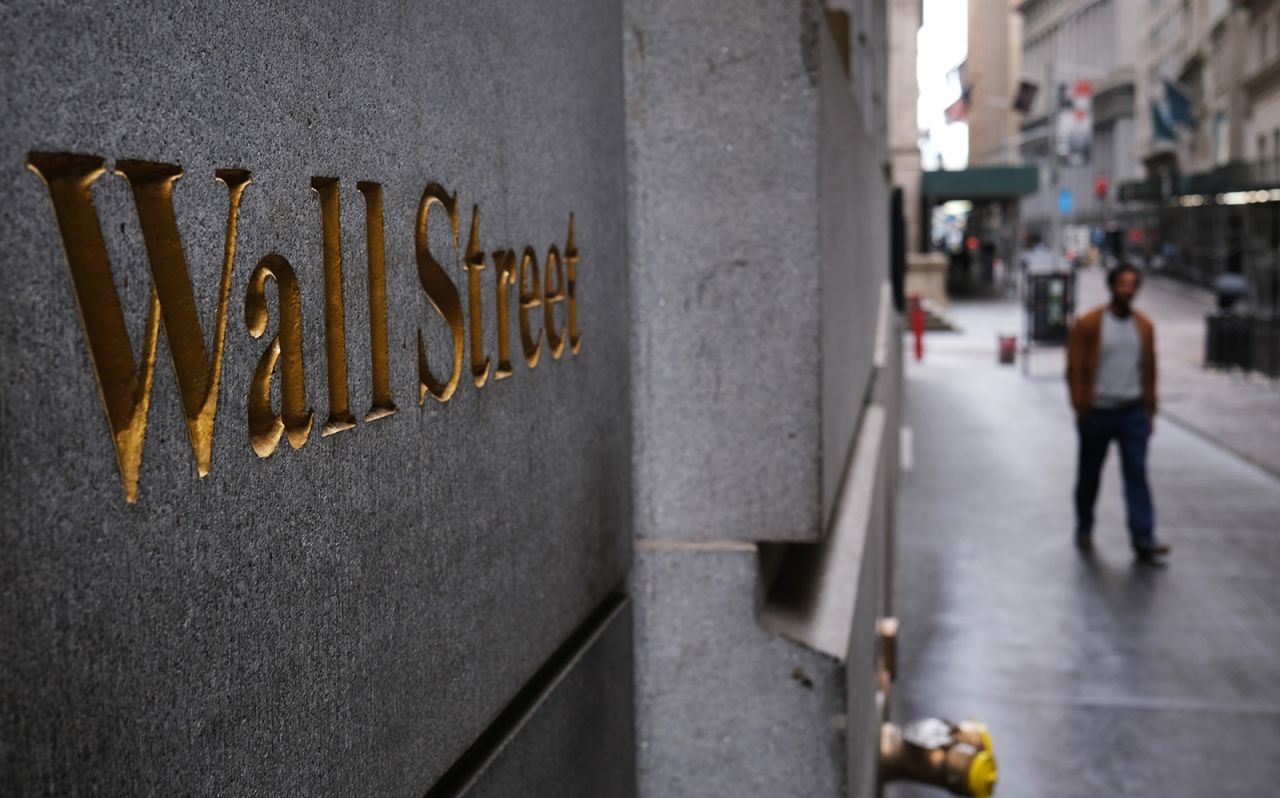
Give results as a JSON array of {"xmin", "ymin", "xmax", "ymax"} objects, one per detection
[
  {"xmin": 879, "ymin": 718, "xmax": 997, "ymax": 797},
  {"xmin": 876, "ymin": 617, "xmax": 899, "ymax": 687}
]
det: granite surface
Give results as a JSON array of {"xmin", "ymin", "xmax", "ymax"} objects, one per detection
[
  {"xmin": 819, "ymin": 21, "xmax": 888, "ymax": 532},
  {"xmin": 631, "ymin": 544, "xmax": 848, "ymax": 798},
  {"xmin": 760, "ymin": 406, "xmax": 888, "ymax": 662},
  {"xmin": 443, "ymin": 597, "xmax": 636, "ymax": 798},
  {"xmin": 626, "ymin": 4, "xmax": 898, "ymax": 795},
  {"xmin": 0, "ymin": 2, "xmax": 630, "ymax": 795},
  {"xmin": 625, "ymin": 0, "xmax": 823, "ymax": 541},
  {"xmin": 626, "ymin": 0, "xmax": 885, "ymax": 542}
]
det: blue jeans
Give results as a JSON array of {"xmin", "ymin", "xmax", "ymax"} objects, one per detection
[{"xmin": 1074, "ymin": 406, "xmax": 1156, "ymax": 548}]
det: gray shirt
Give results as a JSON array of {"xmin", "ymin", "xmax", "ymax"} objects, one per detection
[{"xmin": 1094, "ymin": 310, "xmax": 1142, "ymax": 407}]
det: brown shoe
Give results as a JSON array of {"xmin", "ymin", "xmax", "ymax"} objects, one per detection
[{"xmin": 1134, "ymin": 542, "xmax": 1171, "ymax": 562}]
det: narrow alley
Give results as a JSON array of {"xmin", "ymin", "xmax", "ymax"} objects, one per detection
[{"xmin": 892, "ymin": 270, "xmax": 1280, "ymax": 797}]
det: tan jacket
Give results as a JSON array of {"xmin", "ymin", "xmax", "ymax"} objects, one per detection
[{"xmin": 1066, "ymin": 305, "xmax": 1157, "ymax": 419}]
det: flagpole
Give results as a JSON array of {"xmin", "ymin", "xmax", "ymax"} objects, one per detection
[{"xmin": 1047, "ymin": 57, "xmax": 1062, "ymax": 268}]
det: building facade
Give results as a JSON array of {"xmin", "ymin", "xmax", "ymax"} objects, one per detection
[
  {"xmin": 1018, "ymin": 0, "xmax": 1140, "ymax": 242},
  {"xmin": 1123, "ymin": 0, "xmax": 1280, "ymax": 304},
  {"xmin": 968, "ymin": 0, "xmax": 1025, "ymax": 166},
  {"xmin": 890, "ymin": 0, "xmax": 925, "ymax": 253}
]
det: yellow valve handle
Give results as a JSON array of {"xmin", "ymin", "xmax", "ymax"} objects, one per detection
[{"xmin": 968, "ymin": 749, "xmax": 998, "ymax": 797}]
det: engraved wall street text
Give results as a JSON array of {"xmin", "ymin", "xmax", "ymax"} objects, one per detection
[{"xmin": 27, "ymin": 152, "xmax": 584, "ymax": 502}]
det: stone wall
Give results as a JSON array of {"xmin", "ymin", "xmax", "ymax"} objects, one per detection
[
  {"xmin": 1, "ymin": 1, "xmax": 902, "ymax": 795},
  {"xmin": 625, "ymin": 1, "xmax": 900, "ymax": 795},
  {"xmin": 1, "ymin": 2, "xmax": 633, "ymax": 795},
  {"xmin": 627, "ymin": 0, "xmax": 884, "ymax": 546}
]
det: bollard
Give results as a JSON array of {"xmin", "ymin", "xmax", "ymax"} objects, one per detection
[
  {"xmin": 997, "ymin": 335, "xmax": 1017, "ymax": 365},
  {"xmin": 1205, "ymin": 312, "xmax": 1220, "ymax": 368},
  {"xmin": 911, "ymin": 293, "xmax": 925, "ymax": 361}
]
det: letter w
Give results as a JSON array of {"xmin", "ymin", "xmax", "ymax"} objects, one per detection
[{"xmin": 27, "ymin": 152, "xmax": 251, "ymax": 503}]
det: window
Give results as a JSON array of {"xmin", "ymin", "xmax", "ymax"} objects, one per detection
[{"xmin": 1259, "ymin": 134, "xmax": 1267, "ymax": 163}]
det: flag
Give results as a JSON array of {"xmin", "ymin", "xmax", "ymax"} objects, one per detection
[
  {"xmin": 1151, "ymin": 100, "xmax": 1176, "ymax": 142},
  {"xmin": 944, "ymin": 87, "xmax": 970, "ymax": 124},
  {"xmin": 1163, "ymin": 79, "xmax": 1193, "ymax": 127}
]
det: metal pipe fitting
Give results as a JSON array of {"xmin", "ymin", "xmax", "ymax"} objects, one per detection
[
  {"xmin": 880, "ymin": 718, "xmax": 997, "ymax": 797},
  {"xmin": 874, "ymin": 617, "xmax": 900, "ymax": 724},
  {"xmin": 876, "ymin": 617, "xmax": 899, "ymax": 682}
]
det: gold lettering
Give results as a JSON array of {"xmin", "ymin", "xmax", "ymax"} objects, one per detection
[
  {"xmin": 493, "ymin": 249, "xmax": 517, "ymax": 379},
  {"xmin": 356, "ymin": 181, "xmax": 397, "ymax": 421},
  {"xmin": 311, "ymin": 177, "xmax": 357, "ymax": 436},
  {"xmin": 415, "ymin": 183, "xmax": 466, "ymax": 404},
  {"xmin": 464, "ymin": 206, "xmax": 491, "ymax": 389},
  {"xmin": 245, "ymin": 253, "xmax": 313, "ymax": 456},
  {"xmin": 565, "ymin": 214, "xmax": 582, "ymax": 355},
  {"xmin": 518, "ymin": 246, "xmax": 543, "ymax": 368},
  {"xmin": 543, "ymin": 244, "xmax": 567, "ymax": 360},
  {"xmin": 26, "ymin": 152, "xmax": 249, "ymax": 503}
]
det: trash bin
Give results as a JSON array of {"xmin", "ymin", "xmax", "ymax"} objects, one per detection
[
  {"xmin": 1254, "ymin": 314, "xmax": 1280, "ymax": 378},
  {"xmin": 1206, "ymin": 312, "xmax": 1254, "ymax": 371},
  {"xmin": 997, "ymin": 335, "xmax": 1017, "ymax": 365},
  {"xmin": 1026, "ymin": 272, "xmax": 1073, "ymax": 345},
  {"xmin": 1205, "ymin": 312, "xmax": 1223, "ymax": 368}
]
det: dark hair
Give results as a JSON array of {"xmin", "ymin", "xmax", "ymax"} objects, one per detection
[{"xmin": 1107, "ymin": 263, "xmax": 1142, "ymax": 289}]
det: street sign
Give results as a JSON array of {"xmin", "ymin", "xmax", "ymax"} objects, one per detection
[{"xmin": 1058, "ymin": 188, "xmax": 1073, "ymax": 215}]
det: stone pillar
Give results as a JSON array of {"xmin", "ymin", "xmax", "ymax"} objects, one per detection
[
  {"xmin": 625, "ymin": 0, "xmax": 901, "ymax": 795},
  {"xmin": 967, "ymin": 0, "xmax": 1021, "ymax": 166},
  {"xmin": 889, "ymin": 0, "xmax": 924, "ymax": 254}
]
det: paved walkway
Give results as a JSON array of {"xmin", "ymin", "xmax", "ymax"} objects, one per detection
[{"xmin": 890, "ymin": 297, "xmax": 1280, "ymax": 798}]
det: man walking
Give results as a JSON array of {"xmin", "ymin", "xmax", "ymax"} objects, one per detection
[{"xmin": 1066, "ymin": 264, "xmax": 1170, "ymax": 561}]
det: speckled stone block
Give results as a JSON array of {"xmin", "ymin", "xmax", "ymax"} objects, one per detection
[
  {"xmin": 445, "ymin": 598, "xmax": 636, "ymax": 798},
  {"xmin": 631, "ymin": 289, "xmax": 901, "ymax": 798},
  {"xmin": 626, "ymin": 0, "xmax": 886, "ymax": 542},
  {"xmin": 0, "ymin": 2, "xmax": 630, "ymax": 795},
  {"xmin": 631, "ymin": 544, "xmax": 848, "ymax": 798}
]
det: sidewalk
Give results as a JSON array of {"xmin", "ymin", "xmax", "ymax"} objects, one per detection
[
  {"xmin": 1075, "ymin": 267, "xmax": 1280, "ymax": 476},
  {"xmin": 890, "ymin": 298, "xmax": 1280, "ymax": 798}
]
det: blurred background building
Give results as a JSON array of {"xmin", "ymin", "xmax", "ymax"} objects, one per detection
[
  {"xmin": 967, "ymin": 0, "xmax": 1023, "ymax": 167},
  {"xmin": 1018, "ymin": 0, "xmax": 1140, "ymax": 251},
  {"xmin": 890, "ymin": 0, "xmax": 925, "ymax": 257},
  {"xmin": 912, "ymin": 0, "xmax": 1277, "ymax": 317},
  {"xmin": 1120, "ymin": 0, "xmax": 1280, "ymax": 314}
]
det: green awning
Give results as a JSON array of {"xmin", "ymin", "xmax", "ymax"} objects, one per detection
[
  {"xmin": 1118, "ymin": 162, "xmax": 1279, "ymax": 203},
  {"xmin": 922, "ymin": 165, "xmax": 1040, "ymax": 200}
]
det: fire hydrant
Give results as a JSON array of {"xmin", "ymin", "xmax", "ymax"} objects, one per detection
[{"xmin": 879, "ymin": 717, "xmax": 997, "ymax": 796}]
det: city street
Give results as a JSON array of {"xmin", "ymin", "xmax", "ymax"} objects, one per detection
[{"xmin": 891, "ymin": 279, "xmax": 1280, "ymax": 797}]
